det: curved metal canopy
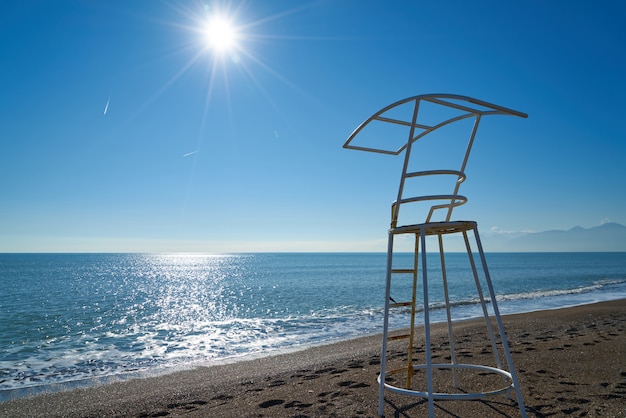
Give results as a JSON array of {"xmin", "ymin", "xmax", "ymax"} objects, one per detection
[{"xmin": 343, "ymin": 94, "xmax": 527, "ymax": 155}]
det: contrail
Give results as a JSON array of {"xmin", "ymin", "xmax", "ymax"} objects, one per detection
[
  {"xmin": 103, "ymin": 97, "xmax": 110, "ymax": 115},
  {"xmin": 183, "ymin": 150, "xmax": 199, "ymax": 157}
]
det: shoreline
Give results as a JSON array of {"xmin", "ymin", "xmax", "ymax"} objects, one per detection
[
  {"xmin": 1, "ymin": 299, "xmax": 624, "ymax": 417},
  {"xmin": 3, "ymin": 296, "xmax": 623, "ymax": 402}
]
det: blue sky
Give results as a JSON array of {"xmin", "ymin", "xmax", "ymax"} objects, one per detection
[{"xmin": 1, "ymin": 0, "xmax": 624, "ymax": 252}]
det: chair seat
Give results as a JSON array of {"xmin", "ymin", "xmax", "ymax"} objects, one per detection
[{"xmin": 392, "ymin": 220, "xmax": 477, "ymax": 236}]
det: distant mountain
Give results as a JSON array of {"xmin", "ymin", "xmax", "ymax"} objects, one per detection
[{"xmin": 485, "ymin": 222, "xmax": 626, "ymax": 252}]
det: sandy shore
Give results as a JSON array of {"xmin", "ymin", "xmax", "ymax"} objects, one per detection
[{"xmin": 1, "ymin": 300, "xmax": 624, "ymax": 417}]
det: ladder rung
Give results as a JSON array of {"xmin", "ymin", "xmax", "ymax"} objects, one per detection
[
  {"xmin": 390, "ymin": 302, "xmax": 412, "ymax": 308},
  {"xmin": 388, "ymin": 334, "xmax": 411, "ymax": 341},
  {"xmin": 391, "ymin": 269, "xmax": 415, "ymax": 274}
]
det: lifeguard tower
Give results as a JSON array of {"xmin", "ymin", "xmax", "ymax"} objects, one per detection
[{"xmin": 344, "ymin": 94, "xmax": 528, "ymax": 417}]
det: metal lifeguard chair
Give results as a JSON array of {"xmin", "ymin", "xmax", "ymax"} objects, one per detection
[{"xmin": 344, "ymin": 94, "xmax": 528, "ymax": 417}]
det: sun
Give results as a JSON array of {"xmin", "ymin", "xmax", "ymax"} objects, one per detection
[{"xmin": 203, "ymin": 15, "xmax": 238, "ymax": 53}]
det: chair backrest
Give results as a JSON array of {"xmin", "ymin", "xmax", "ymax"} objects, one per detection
[{"xmin": 343, "ymin": 94, "xmax": 527, "ymax": 228}]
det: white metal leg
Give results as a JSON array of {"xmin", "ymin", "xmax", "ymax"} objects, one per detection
[
  {"xmin": 438, "ymin": 234, "xmax": 459, "ymax": 388},
  {"xmin": 420, "ymin": 228, "xmax": 435, "ymax": 417},
  {"xmin": 474, "ymin": 229, "xmax": 528, "ymax": 417},
  {"xmin": 378, "ymin": 230, "xmax": 394, "ymax": 417}
]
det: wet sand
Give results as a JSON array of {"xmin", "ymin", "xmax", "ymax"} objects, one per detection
[{"xmin": 1, "ymin": 300, "xmax": 624, "ymax": 417}]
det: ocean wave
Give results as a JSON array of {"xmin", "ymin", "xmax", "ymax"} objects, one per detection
[
  {"xmin": 381, "ymin": 278, "xmax": 626, "ymax": 317},
  {"xmin": 495, "ymin": 278, "xmax": 626, "ymax": 303}
]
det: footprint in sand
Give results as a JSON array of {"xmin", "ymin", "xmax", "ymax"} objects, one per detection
[
  {"xmin": 347, "ymin": 360, "xmax": 365, "ymax": 369},
  {"xmin": 259, "ymin": 399, "xmax": 284, "ymax": 408},
  {"xmin": 284, "ymin": 400, "xmax": 313, "ymax": 408}
]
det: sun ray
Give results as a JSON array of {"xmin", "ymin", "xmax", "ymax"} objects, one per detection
[
  {"xmin": 135, "ymin": 1, "xmax": 353, "ymax": 219},
  {"xmin": 144, "ymin": 2, "xmax": 340, "ymax": 137}
]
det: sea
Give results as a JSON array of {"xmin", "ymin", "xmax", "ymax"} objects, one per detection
[{"xmin": 1, "ymin": 252, "xmax": 625, "ymax": 401}]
